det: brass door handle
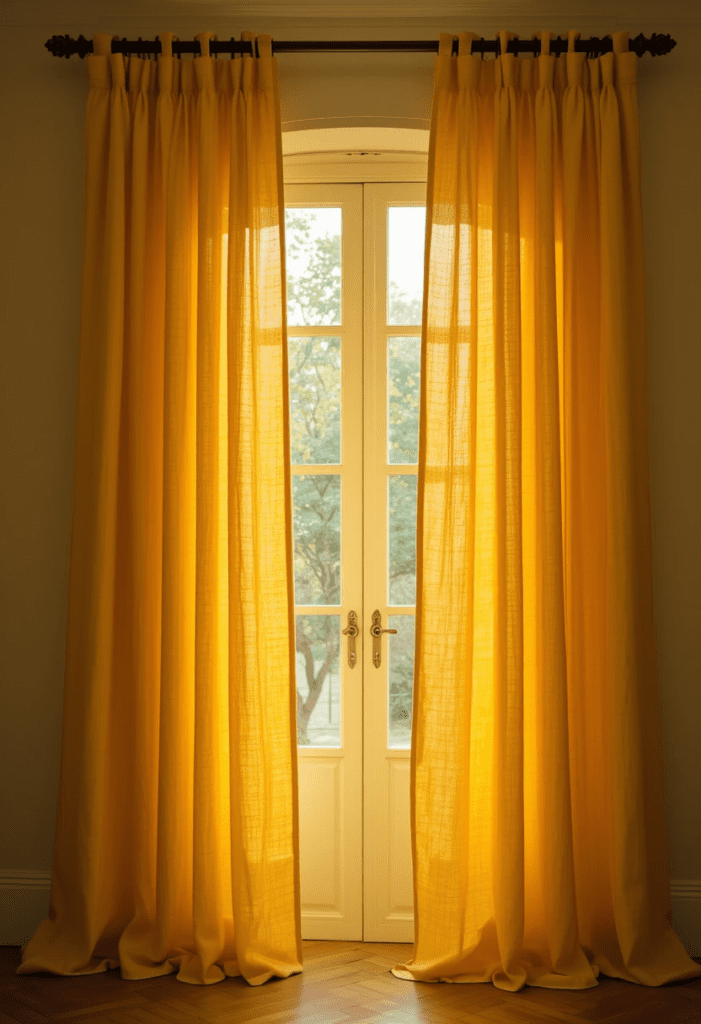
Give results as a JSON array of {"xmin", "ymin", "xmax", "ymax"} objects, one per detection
[
  {"xmin": 370, "ymin": 609, "xmax": 397, "ymax": 668},
  {"xmin": 342, "ymin": 610, "xmax": 359, "ymax": 668}
]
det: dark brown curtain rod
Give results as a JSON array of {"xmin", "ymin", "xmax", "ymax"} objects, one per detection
[{"xmin": 46, "ymin": 33, "xmax": 676, "ymax": 60}]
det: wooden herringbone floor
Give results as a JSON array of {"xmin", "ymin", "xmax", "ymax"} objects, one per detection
[{"xmin": 1, "ymin": 942, "xmax": 700, "ymax": 1024}]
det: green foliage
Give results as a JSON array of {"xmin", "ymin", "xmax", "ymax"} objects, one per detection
[
  {"xmin": 295, "ymin": 615, "xmax": 340, "ymax": 745},
  {"xmin": 388, "ymin": 279, "xmax": 422, "ymax": 326},
  {"xmin": 292, "ymin": 475, "xmax": 341, "ymax": 607},
  {"xmin": 388, "ymin": 616, "xmax": 415, "ymax": 746},
  {"xmin": 288, "ymin": 336, "xmax": 341, "ymax": 465},
  {"xmin": 388, "ymin": 335, "xmax": 421, "ymax": 464},
  {"xmin": 286, "ymin": 210, "xmax": 341, "ymax": 326},
  {"xmin": 389, "ymin": 475, "xmax": 417, "ymax": 605}
]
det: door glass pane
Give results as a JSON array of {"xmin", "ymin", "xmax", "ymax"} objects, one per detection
[
  {"xmin": 388, "ymin": 475, "xmax": 417, "ymax": 605},
  {"xmin": 293, "ymin": 475, "xmax": 341, "ymax": 605},
  {"xmin": 296, "ymin": 614, "xmax": 341, "ymax": 747},
  {"xmin": 388, "ymin": 615, "xmax": 415, "ymax": 749},
  {"xmin": 388, "ymin": 335, "xmax": 420, "ymax": 464},
  {"xmin": 286, "ymin": 208, "xmax": 342, "ymax": 326},
  {"xmin": 288, "ymin": 336, "xmax": 341, "ymax": 465},
  {"xmin": 387, "ymin": 206, "xmax": 426, "ymax": 325}
]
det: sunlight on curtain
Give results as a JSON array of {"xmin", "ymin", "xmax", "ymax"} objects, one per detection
[
  {"xmin": 395, "ymin": 29, "xmax": 701, "ymax": 991},
  {"xmin": 17, "ymin": 31, "xmax": 302, "ymax": 987}
]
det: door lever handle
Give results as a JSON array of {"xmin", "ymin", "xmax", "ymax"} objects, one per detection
[
  {"xmin": 370, "ymin": 609, "xmax": 397, "ymax": 668},
  {"xmin": 342, "ymin": 610, "xmax": 359, "ymax": 668}
]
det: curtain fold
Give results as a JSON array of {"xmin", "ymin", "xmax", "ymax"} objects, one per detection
[
  {"xmin": 395, "ymin": 30, "xmax": 700, "ymax": 992},
  {"xmin": 17, "ymin": 30, "xmax": 302, "ymax": 987}
]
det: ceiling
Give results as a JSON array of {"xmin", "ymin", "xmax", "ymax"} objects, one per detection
[{"xmin": 5, "ymin": 0, "xmax": 700, "ymax": 28}]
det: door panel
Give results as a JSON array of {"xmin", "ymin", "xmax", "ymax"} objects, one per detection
[
  {"xmin": 286, "ymin": 184, "xmax": 364, "ymax": 940},
  {"xmin": 297, "ymin": 757, "xmax": 344, "ymax": 915},
  {"xmin": 362, "ymin": 183, "xmax": 424, "ymax": 941},
  {"xmin": 285, "ymin": 180, "xmax": 426, "ymax": 942}
]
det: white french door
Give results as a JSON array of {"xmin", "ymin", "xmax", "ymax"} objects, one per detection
[{"xmin": 285, "ymin": 181, "xmax": 426, "ymax": 941}]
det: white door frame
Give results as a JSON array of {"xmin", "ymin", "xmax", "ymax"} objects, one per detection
[{"xmin": 283, "ymin": 127, "xmax": 428, "ymax": 184}]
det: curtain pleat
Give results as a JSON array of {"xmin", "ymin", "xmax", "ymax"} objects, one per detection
[
  {"xmin": 395, "ymin": 30, "xmax": 700, "ymax": 992},
  {"xmin": 18, "ymin": 30, "xmax": 302, "ymax": 987}
]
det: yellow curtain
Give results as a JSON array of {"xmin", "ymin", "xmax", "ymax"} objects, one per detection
[
  {"xmin": 395, "ymin": 30, "xmax": 701, "ymax": 991},
  {"xmin": 18, "ymin": 31, "xmax": 302, "ymax": 986}
]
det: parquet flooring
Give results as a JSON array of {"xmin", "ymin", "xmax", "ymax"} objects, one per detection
[{"xmin": 1, "ymin": 943, "xmax": 700, "ymax": 1024}]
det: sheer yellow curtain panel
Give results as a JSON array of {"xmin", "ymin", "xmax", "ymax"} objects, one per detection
[
  {"xmin": 17, "ymin": 31, "xmax": 302, "ymax": 986},
  {"xmin": 395, "ymin": 30, "xmax": 701, "ymax": 992}
]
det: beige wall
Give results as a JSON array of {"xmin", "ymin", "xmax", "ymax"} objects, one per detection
[{"xmin": 1, "ymin": 0, "xmax": 699, "ymax": 895}]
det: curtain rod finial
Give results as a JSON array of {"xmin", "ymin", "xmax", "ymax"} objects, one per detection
[
  {"xmin": 629, "ymin": 32, "xmax": 676, "ymax": 57},
  {"xmin": 45, "ymin": 34, "xmax": 93, "ymax": 58}
]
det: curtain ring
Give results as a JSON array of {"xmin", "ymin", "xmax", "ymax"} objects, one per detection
[
  {"xmin": 195, "ymin": 32, "xmax": 211, "ymax": 59},
  {"xmin": 156, "ymin": 34, "xmax": 172, "ymax": 61}
]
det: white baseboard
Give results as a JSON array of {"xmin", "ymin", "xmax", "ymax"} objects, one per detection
[
  {"xmin": 670, "ymin": 880, "xmax": 701, "ymax": 957},
  {"xmin": 1, "ymin": 870, "xmax": 699, "ymax": 956},
  {"xmin": 0, "ymin": 870, "xmax": 51, "ymax": 947}
]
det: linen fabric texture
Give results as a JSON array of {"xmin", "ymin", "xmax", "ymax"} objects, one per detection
[
  {"xmin": 18, "ymin": 32, "xmax": 303, "ymax": 986},
  {"xmin": 393, "ymin": 30, "xmax": 701, "ymax": 991}
]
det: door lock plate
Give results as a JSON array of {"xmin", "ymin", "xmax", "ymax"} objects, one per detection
[
  {"xmin": 342, "ymin": 610, "xmax": 359, "ymax": 668},
  {"xmin": 370, "ymin": 609, "xmax": 397, "ymax": 668}
]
